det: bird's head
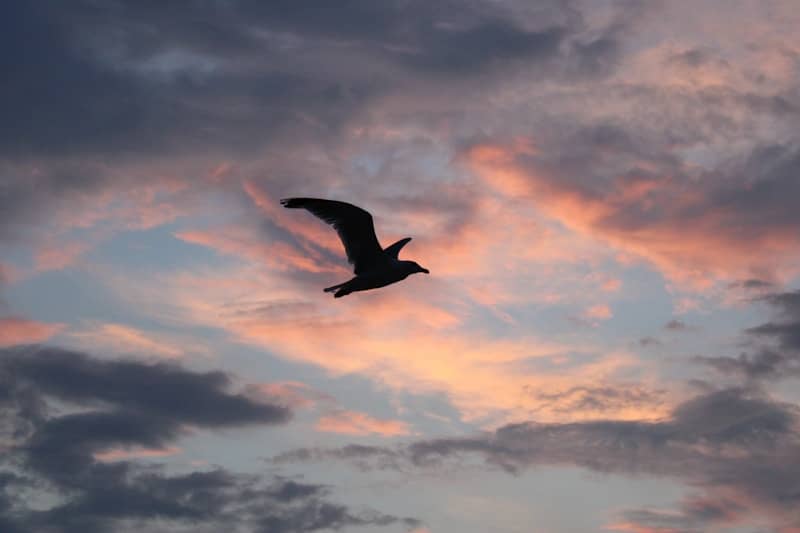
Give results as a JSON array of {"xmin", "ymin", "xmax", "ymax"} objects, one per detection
[{"xmin": 404, "ymin": 261, "xmax": 429, "ymax": 275}]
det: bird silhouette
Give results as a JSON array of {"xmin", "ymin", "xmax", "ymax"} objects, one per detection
[{"xmin": 280, "ymin": 198, "xmax": 429, "ymax": 297}]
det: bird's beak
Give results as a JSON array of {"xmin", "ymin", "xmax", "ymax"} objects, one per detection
[{"xmin": 421, "ymin": 268, "xmax": 430, "ymax": 274}]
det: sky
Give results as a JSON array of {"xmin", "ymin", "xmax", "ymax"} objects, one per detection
[{"xmin": 2, "ymin": 1, "xmax": 800, "ymax": 532}]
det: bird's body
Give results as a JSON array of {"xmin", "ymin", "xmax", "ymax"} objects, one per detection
[{"xmin": 280, "ymin": 197, "xmax": 428, "ymax": 297}]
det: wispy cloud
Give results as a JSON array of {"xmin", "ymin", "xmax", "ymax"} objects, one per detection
[
  {"xmin": 316, "ymin": 410, "xmax": 410, "ymax": 437},
  {"xmin": 0, "ymin": 316, "xmax": 64, "ymax": 346},
  {"xmin": 278, "ymin": 386, "xmax": 800, "ymax": 530}
]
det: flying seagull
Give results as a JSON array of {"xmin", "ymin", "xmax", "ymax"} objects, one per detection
[{"xmin": 280, "ymin": 197, "xmax": 429, "ymax": 297}]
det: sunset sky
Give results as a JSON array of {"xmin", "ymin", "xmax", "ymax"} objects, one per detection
[{"xmin": 2, "ymin": 1, "xmax": 800, "ymax": 532}]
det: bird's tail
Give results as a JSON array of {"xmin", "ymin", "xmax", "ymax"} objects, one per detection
[
  {"xmin": 324, "ymin": 280, "xmax": 353, "ymax": 298},
  {"xmin": 323, "ymin": 282, "xmax": 347, "ymax": 293}
]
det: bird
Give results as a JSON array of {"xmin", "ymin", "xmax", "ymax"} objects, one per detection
[{"xmin": 280, "ymin": 197, "xmax": 429, "ymax": 297}]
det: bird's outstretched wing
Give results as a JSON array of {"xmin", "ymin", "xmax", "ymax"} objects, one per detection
[
  {"xmin": 281, "ymin": 198, "xmax": 384, "ymax": 274},
  {"xmin": 383, "ymin": 237, "xmax": 411, "ymax": 259}
]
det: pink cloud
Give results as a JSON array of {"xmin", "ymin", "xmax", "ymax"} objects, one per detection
[
  {"xmin": 251, "ymin": 381, "xmax": 410, "ymax": 437},
  {"xmin": 34, "ymin": 240, "xmax": 92, "ymax": 272},
  {"xmin": 464, "ymin": 141, "xmax": 800, "ymax": 288},
  {"xmin": 243, "ymin": 181, "xmax": 343, "ymax": 258},
  {"xmin": 0, "ymin": 262, "xmax": 17, "ymax": 284},
  {"xmin": 93, "ymin": 446, "xmax": 182, "ymax": 462},
  {"xmin": 0, "ymin": 316, "xmax": 64, "ymax": 346},
  {"xmin": 585, "ymin": 304, "xmax": 613, "ymax": 321},
  {"xmin": 316, "ymin": 410, "xmax": 410, "ymax": 437},
  {"xmin": 251, "ymin": 381, "xmax": 334, "ymax": 409},
  {"xmin": 108, "ymin": 262, "xmax": 669, "ymax": 425},
  {"xmin": 66, "ymin": 322, "xmax": 201, "ymax": 358},
  {"xmin": 175, "ymin": 227, "xmax": 340, "ymax": 274},
  {"xmin": 243, "ymin": 178, "xmax": 607, "ymax": 311},
  {"xmin": 606, "ymin": 523, "xmax": 684, "ymax": 533},
  {"xmin": 100, "ymin": 171, "xmax": 671, "ymax": 425}
]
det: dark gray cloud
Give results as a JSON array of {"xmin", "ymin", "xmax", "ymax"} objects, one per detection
[
  {"xmin": 667, "ymin": 47, "xmax": 719, "ymax": 69},
  {"xmin": 4, "ymin": 345, "xmax": 290, "ymax": 427},
  {"xmin": 274, "ymin": 444, "xmax": 406, "ymax": 473},
  {"xmin": 665, "ymin": 319, "xmax": 690, "ymax": 331},
  {"xmin": 0, "ymin": 0, "xmax": 629, "ymax": 242},
  {"xmin": 695, "ymin": 348, "xmax": 800, "ymax": 382},
  {"xmin": 727, "ymin": 278, "xmax": 775, "ymax": 291},
  {"xmin": 638, "ymin": 336, "xmax": 661, "ymax": 346},
  {"xmin": 748, "ymin": 321, "xmax": 800, "ymax": 352},
  {"xmin": 0, "ymin": 345, "xmax": 417, "ymax": 533},
  {"xmin": 276, "ymin": 387, "xmax": 800, "ymax": 530},
  {"xmin": 616, "ymin": 494, "xmax": 744, "ymax": 533},
  {"xmin": 759, "ymin": 290, "xmax": 800, "ymax": 321},
  {"xmin": 697, "ymin": 290, "xmax": 800, "ymax": 381},
  {"xmin": 747, "ymin": 290, "xmax": 800, "ymax": 353},
  {"xmin": 528, "ymin": 384, "xmax": 665, "ymax": 415},
  {"xmin": 0, "ymin": 0, "xmax": 615, "ymax": 159},
  {"xmin": 709, "ymin": 145, "xmax": 800, "ymax": 237}
]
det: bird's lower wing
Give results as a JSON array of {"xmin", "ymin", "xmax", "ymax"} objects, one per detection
[{"xmin": 280, "ymin": 198, "xmax": 385, "ymax": 273}]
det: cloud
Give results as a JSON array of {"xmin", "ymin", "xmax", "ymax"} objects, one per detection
[
  {"xmin": 696, "ymin": 290, "xmax": 800, "ymax": 381},
  {"xmin": 695, "ymin": 347, "xmax": 800, "ymax": 383},
  {"xmin": 112, "ymin": 177, "xmax": 665, "ymax": 426},
  {"xmin": 638, "ymin": 336, "xmax": 661, "ymax": 347},
  {"xmin": 0, "ymin": 262, "xmax": 10, "ymax": 285},
  {"xmin": 250, "ymin": 381, "xmax": 335, "ymax": 410},
  {"xmin": 33, "ymin": 239, "xmax": 92, "ymax": 272},
  {"xmin": 5, "ymin": 1, "xmax": 800, "ymax": 531},
  {"xmin": 66, "ymin": 322, "xmax": 211, "ymax": 359},
  {"xmin": 528, "ymin": 384, "xmax": 666, "ymax": 415},
  {"xmin": 0, "ymin": 316, "xmax": 64, "ymax": 346},
  {"xmin": 3, "ymin": 345, "xmax": 290, "ymax": 428},
  {"xmin": 251, "ymin": 381, "xmax": 411, "ymax": 437},
  {"xmin": 585, "ymin": 304, "xmax": 613, "ymax": 321},
  {"xmin": 607, "ymin": 491, "xmax": 747, "ymax": 532},
  {"xmin": 316, "ymin": 410, "xmax": 410, "ymax": 437},
  {"xmin": 175, "ymin": 226, "xmax": 342, "ymax": 275},
  {"xmin": 93, "ymin": 446, "xmax": 182, "ymax": 463},
  {"xmin": 0, "ymin": 0, "xmax": 625, "ymax": 247},
  {"xmin": 727, "ymin": 279, "xmax": 775, "ymax": 291},
  {"xmin": 166, "ymin": 268, "xmax": 656, "ymax": 423},
  {"xmin": 664, "ymin": 320, "xmax": 690, "ymax": 332},
  {"xmin": 0, "ymin": 345, "xmax": 418, "ymax": 532},
  {"xmin": 276, "ymin": 387, "xmax": 800, "ymax": 530},
  {"xmin": 463, "ymin": 139, "xmax": 800, "ymax": 288}
]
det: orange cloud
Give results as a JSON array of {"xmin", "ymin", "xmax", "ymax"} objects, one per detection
[
  {"xmin": 0, "ymin": 316, "xmax": 64, "ymax": 346},
  {"xmin": 316, "ymin": 410, "xmax": 410, "ymax": 436}
]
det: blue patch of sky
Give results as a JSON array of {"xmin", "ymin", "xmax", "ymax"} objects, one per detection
[
  {"xmin": 89, "ymin": 223, "xmax": 231, "ymax": 272},
  {"xmin": 6, "ymin": 268, "xmax": 123, "ymax": 326}
]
